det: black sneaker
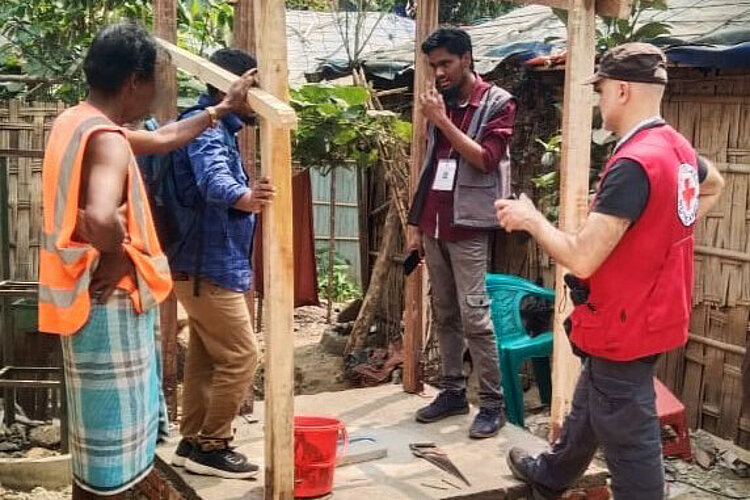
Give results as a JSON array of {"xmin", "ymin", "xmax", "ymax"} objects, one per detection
[
  {"xmin": 507, "ymin": 447, "xmax": 560, "ymax": 500},
  {"xmin": 185, "ymin": 446, "xmax": 259, "ymax": 480},
  {"xmin": 171, "ymin": 438, "xmax": 194, "ymax": 467},
  {"xmin": 415, "ymin": 389, "xmax": 470, "ymax": 423},
  {"xmin": 469, "ymin": 406, "xmax": 506, "ymax": 439}
]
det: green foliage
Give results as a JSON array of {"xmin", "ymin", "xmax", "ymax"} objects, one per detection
[
  {"xmin": 439, "ymin": 0, "xmax": 514, "ymax": 25},
  {"xmin": 286, "ymin": 0, "xmax": 331, "ymax": 10},
  {"xmin": 177, "ymin": 0, "xmax": 234, "ymax": 56},
  {"xmin": 0, "ymin": 0, "xmax": 236, "ymax": 103},
  {"xmin": 0, "ymin": 0, "xmax": 151, "ymax": 102},
  {"xmin": 290, "ymin": 83, "xmax": 411, "ymax": 174},
  {"xmin": 553, "ymin": 0, "xmax": 671, "ymax": 51},
  {"xmin": 530, "ymin": 133, "xmax": 562, "ymax": 222},
  {"xmin": 316, "ymin": 249, "xmax": 362, "ymax": 302},
  {"xmin": 596, "ymin": 0, "xmax": 670, "ymax": 50}
]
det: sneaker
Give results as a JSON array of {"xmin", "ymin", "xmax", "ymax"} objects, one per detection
[
  {"xmin": 507, "ymin": 447, "xmax": 559, "ymax": 500},
  {"xmin": 468, "ymin": 406, "xmax": 506, "ymax": 439},
  {"xmin": 171, "ymin": 438, "xmax": 194, "ymax": 467},
  {"xmin": 415, "ymin": 389, "xmax": 470, "ymax": 423},
  {"xmin": 185, "ymin": 446, "xmax": 259, "ymax": 480}
]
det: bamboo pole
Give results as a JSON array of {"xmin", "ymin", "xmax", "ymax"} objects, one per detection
[
  {"xmin": 549, "ymin": 0, "xmax": 596, "ymax": 440},
  {"xmin": 403, "ymin": 0, "xmax": 439, "ymax": 394},
  {"xmin": 253, "ymin": 0, "xmax": 296, "ymax": 496}
]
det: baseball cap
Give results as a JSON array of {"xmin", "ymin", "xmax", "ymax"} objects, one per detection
[{"xmin": 584, "ymin": 42, "xmax": 668, "ymax": 85}]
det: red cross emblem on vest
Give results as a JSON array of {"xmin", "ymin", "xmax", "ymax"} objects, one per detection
[{"xmin": 677, "ymin": 163, "xmax": 699, "ymax": 226}]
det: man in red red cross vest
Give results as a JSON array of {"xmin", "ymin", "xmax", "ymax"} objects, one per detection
[{"xmin": 495, "ymin": 43, "xmax": 725, "ymax": 499}]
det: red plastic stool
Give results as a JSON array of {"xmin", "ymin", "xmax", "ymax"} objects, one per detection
[{"xmin": 654, "ymin": 377, "xmax": 692, "ymax": 460}]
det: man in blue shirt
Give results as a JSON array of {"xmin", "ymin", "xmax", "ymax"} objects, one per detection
[{"xmin": 169, "ymin": 48, "xmax": 275, "ymax": 479}]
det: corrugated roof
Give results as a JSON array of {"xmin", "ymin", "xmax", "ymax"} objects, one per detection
[
  {"xmin": 360, "ymin": 0, "xmax": 750, "ymax": 78},
  {"xmin": 285, "ymin": 10, "xmax": 414, "ymax": 84}
]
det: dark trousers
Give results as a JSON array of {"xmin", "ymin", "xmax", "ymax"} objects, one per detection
[
  {"xmin": 423, "ymin": 232, "xmax": 504, "ymax": 408},
  {"xmin": 529, "ymin": 356, "xmax": 664, "ymax": 499}
]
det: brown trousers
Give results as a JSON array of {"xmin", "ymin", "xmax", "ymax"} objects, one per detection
[{"xmin": 174, "ymin": 278, "xmax": 259, "ymax": 449}]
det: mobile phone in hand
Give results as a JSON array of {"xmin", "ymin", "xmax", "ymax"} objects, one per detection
[{"xmin": 403, "ymin": 249, "xmax": 421, "ymax": 276}]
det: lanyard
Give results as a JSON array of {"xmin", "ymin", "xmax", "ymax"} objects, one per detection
[{"xmin": 445, "ymin": 104, "xmax": 472, "ymax": 160}]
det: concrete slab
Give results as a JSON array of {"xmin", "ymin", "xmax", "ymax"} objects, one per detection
[{"xmin": 156, "ymin": 385, "xmax": 607, "ymax": 499}]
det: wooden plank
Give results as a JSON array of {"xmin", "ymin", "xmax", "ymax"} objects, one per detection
[
  {"xmin": 403, "ymin": 0, "xmax": 438, "ymax": 394},
  {"xmin": 549, "ymin": 0, "xmax": 595, "ymax": 435},
  {"xmin": 156, "ymin": 38, "xmax": 297, "ymax": 129},
  {"xmin": 233, "ymin": 0, "xmax": 259, "ymax": 184},
  {"xmin": 153, "ymin": 0, "xmax": 179, "ymax": 424},
  {"xmin": 154, "ymin": 0, "xmax": 177, "ymax": 124},
  {"xmin": 234, "ymin": 0, "xmax": 259, "ymax": 411},
  {"xmin": 253, "ymin": 0, "xmax": 295, "ymax": 496},
  {"xmin": 511, "ymin": 0, "xmax": 632, "ymax": 18}
]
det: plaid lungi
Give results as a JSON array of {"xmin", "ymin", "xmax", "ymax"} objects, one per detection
[{"xmin": 61, "ymin": 291, "xmax": 169, "ymax": 495}]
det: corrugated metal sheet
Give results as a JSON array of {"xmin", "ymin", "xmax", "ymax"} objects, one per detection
[
  {"xmin": 310, "ymin": 167, "xmax": 362, "ymax": 284},
  {"xmin": 285, "ymin": 10, "xmax": 414, "ymax": 84},
  {"xmin": 360, "ymin": 0, "xmax": 750, "ymax": 78}
]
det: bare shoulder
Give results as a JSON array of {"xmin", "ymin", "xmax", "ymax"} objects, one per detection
[{"xmin": 84, "ymin": 130, "xmax": 131, "ymax": 168}]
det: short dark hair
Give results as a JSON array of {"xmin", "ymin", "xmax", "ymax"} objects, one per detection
[
  {"xmin": 208, "ymin": 48, "xmax": 258, "ymax": 96},
  {"xmin": 83, "ymin": 22, "xmax": 157, "ymax": 95},
  {"xmin": 421, "ymin": 27, "xmax": 473, "ymax": 59}
]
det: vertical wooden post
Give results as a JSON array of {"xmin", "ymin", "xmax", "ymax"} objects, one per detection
[
  {"xmin": 154, "ymin": 0, "xmax": 177, "ymax": 124},
  {"xmin": 254, "ymin": 0, "xmax": 295, "ymax": 496},
  {"xmin": 550, "ymin": 0, "xmax": 596, "ymax": 437},
  {"xmin": 234, "ymin": 0, "xmax": 259, "ymax": 415},
  {"xmin": 153, "ymin": 0, "xmax": 179, "ymax": 421},
  {"xmin": 234, "ymin": 0, "xmax": 259, "ymax": 183},
  {"xmin": 403, "ymin": 0, "xmax": 439, "ymax": 394}
]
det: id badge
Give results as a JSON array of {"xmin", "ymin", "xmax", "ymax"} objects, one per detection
[{"xmin": 432, "ymin": 159, "xmax": 457, "ymax": 191}]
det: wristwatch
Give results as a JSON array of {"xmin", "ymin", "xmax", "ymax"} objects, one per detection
[{"xmin": 206, "ymin": 106, "xmax": 218, "ymax": 127}]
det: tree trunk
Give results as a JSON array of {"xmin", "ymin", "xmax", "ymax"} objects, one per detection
[
  {"xmin": 345, "ymin": 201, "xmax": 400, "ymax": 354},
  {"xmin": 327, "ymin": 166, "xmax": 337, "ymax": 323}
]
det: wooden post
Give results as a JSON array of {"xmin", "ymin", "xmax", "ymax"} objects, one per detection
[
  {"xmin": 154, "ymin": 0, "xmax": 177, "ymax": 123},
  {"xmin": 153, "ymin": 0, "xmax": 179, "ymax": 421},
  {"xmin": 253, "ymin": 0, "xmax": 296, "ymax": 496},
  {"xmin": 234, "ymin": 0, "xmax": 259, "ymax": 414},
  {"xmin": 403, "ymin": 0, "xmax": 439, "ymax": 394},
  {"xmin": 549, "ymin": 0, "xmax": 597, "ymax": 438}
]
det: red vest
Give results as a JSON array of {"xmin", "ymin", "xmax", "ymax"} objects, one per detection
[{"xmin": 570, "ymin": 124, "xmax": 699, "ymax": 361}]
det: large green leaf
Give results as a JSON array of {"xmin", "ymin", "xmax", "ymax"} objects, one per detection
[
  {"xmin": 329, "ymin": 86, "xmax": 370, "ymax": 106},
  {"xmin": 631, "ymin": 21, "xmax": 672, "ymax": 41}
]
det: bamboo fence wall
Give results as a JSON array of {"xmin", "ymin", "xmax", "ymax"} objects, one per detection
[
  {"xmin": 657, "ymin": 67, "xmax": 750, "ymax": 448},
  {"xmin": 0, "ymin": 100, "xmax": 64, "ymax": 281}
]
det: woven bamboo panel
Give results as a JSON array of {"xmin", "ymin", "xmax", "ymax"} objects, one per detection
[
  {"xmin": 657, "ymin": 68, "xmax": 750, "ymax": 448},
  {"xmin": 0, "ymin": 99, "xmax": 65, "ymax": 280}
]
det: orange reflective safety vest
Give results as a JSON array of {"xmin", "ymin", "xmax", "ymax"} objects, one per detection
[{"xmin": 39, "ymin": 102, "xmax": 172, "ymax": 335}]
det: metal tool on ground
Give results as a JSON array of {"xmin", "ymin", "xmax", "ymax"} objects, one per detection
[{"xmin": 410, "ymin": 442, "xmax": 471, "ymax": 487}]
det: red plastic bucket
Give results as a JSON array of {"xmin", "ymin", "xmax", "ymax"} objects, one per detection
[{"xmin": 294, "ymin": 416, "xmax": 348, "ymax": 498}]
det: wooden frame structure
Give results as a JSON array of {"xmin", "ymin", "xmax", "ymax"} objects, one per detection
[
  {"xmin": 403, "ymin": 0, "xmax": 633, "ymax": 433},
  {"xmin": 153, "ymin": 0, "xmax": 297, "ymax": 496}
]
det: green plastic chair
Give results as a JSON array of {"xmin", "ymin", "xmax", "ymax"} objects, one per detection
[{"xmin": 486, "ymin": 273, "xmax": 554, "ymax": 427}]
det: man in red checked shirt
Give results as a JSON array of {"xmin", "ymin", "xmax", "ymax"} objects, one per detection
[{"xmin": 406, "ymin": 27, "xmax": 515, "ymax": 439}]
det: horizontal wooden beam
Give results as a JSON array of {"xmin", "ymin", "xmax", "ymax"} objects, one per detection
[
  {"xmin": 155, "ymin": 38, "xmax": 297, "ymax": 129},
  {"xmin": 512, "ymin": 0, "xmax": 632, "ymax": 19}
]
